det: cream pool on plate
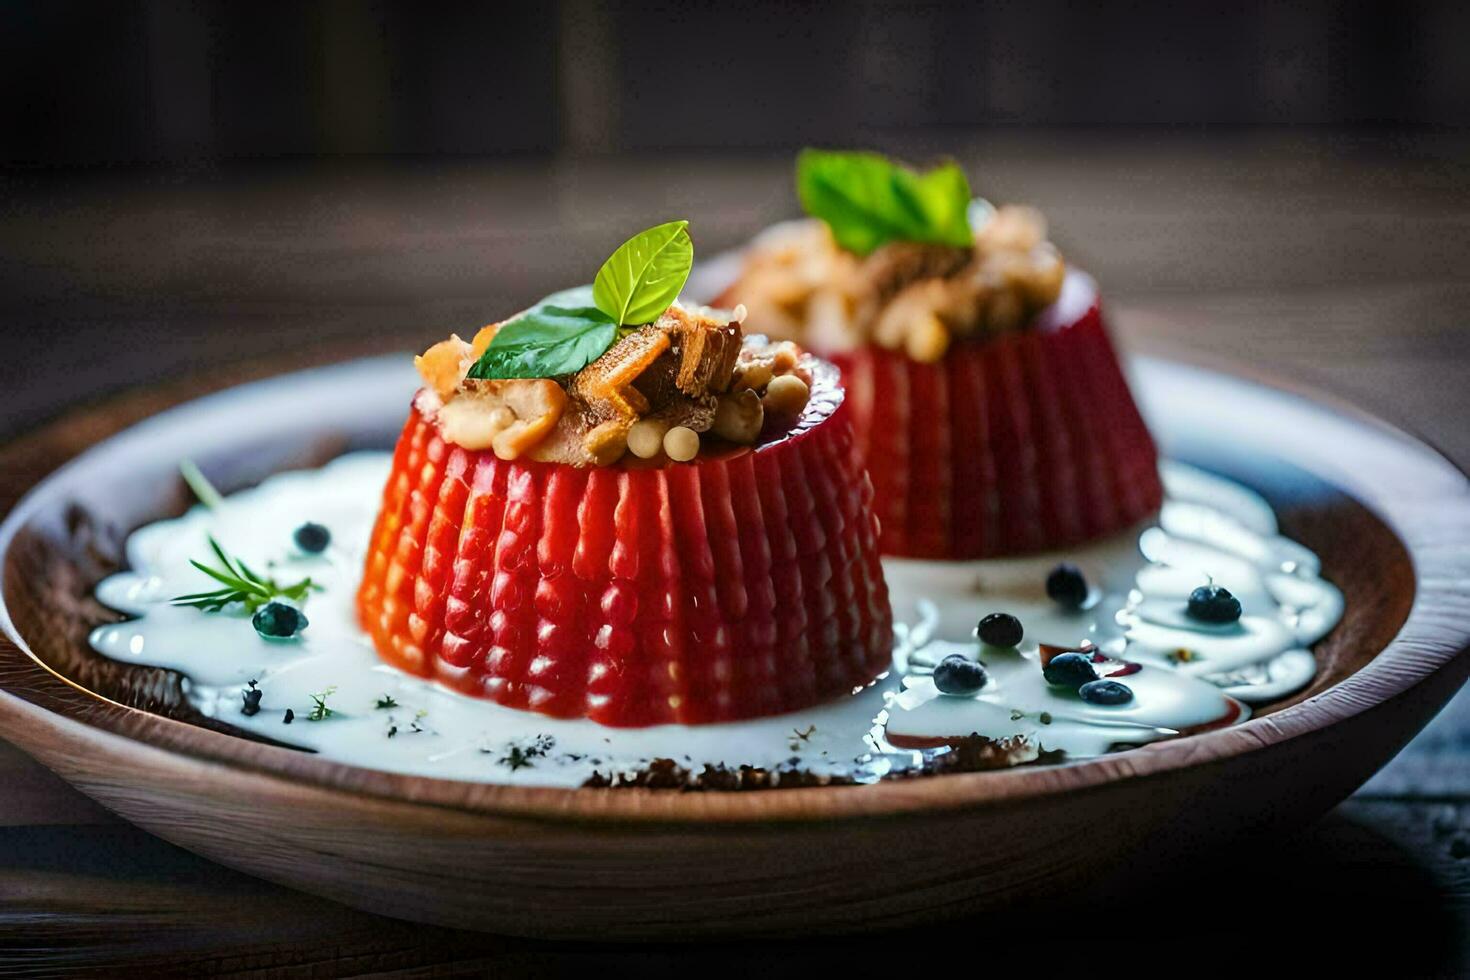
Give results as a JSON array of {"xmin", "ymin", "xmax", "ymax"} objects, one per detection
[{"xmin": 89, "ymin": 453, "xmax": 1342, "ymax": 788}]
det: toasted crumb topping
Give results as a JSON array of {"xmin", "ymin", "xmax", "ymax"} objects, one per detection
[
  {"xmin": 416, "ymin": 304, "xmax": 814, "ymax": 465},
  {"xmin": 729, "ymin": 203, "xmax": 1067, "ymax": 363}
]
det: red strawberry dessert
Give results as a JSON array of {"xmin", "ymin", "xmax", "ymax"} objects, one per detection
[
  {"xmin": 718, "ymin": 151, "xmax": 1163, "ymax": 560},
  {"xmin": 357, "ymin": 221, "xmax": 891, "ymax": 727}
]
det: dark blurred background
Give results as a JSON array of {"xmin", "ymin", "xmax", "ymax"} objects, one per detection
[
  {"xmin": 5, "ymin": 0, "xmax": 1470, "ymax": 164},
  {"xmin": 0, "ymin": 0, "xmax": 1467, "ymax": 445}
]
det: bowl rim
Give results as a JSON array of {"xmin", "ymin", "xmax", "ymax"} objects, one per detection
[{"xmin": 0, "ymin": 347, "xmax": 1467, "ymax": 826}]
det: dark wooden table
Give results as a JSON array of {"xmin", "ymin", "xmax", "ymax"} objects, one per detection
[{"xmin": 1, "ymin": 133, "xmax": 1467, "ymax": 977}]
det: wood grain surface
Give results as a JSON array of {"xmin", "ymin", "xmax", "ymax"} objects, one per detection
[{"xmin": 0, "ymin": 132, "xmax": 1467, "ymax": 975}]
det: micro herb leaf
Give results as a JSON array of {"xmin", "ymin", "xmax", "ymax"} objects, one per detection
[
  {"xmin": 308, "ymin": 686, "xmax": 337, "ymax": 722},
  {"xmin": 592, "ymin": 219, "xmax": 693, "ymax": 327},
  {"xmin": 179, "ymin": 458, "xmax": 224, "ymax": 510},
  {"xmin": 795, "ymin": 149, "xmax": 973, "ymax": 255},
  {"xmin": 486, "ymin": 734, "xmax": 555, "ymax": 771},
  {"xmin": 375, "ymin": 695, "xmax": 399, "ymax": 710},
  {"xmin": 170, "ymin": 535, "xmax": 320, "ymax": 613},
  {"xmin": 465, "ymin": 304, "xmax": 616, "ymax": 380}
]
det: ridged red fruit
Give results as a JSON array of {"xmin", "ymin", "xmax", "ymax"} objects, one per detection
[
  {"xmin": 834, "ymin": 271, "xmax": 1163, "ymax": 559},
  {"xmin": 357, "ymin": 363, "xmax": 893, "ymax": 727}
]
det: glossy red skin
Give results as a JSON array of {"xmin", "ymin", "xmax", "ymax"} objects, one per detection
[
  {"xmin": 833, "ymin": 273, "xmax": 1163, "ymax": 559},
  {"xmin": 356, "ymin": 369, "xmax": 893, "ymax": 728}
]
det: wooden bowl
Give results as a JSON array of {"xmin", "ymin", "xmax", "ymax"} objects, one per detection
[{"xmin": 0, "ymin": 349, "xmax": 1466, "ymax": 940}]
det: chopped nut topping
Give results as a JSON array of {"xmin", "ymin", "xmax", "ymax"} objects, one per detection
[
  {"xmin": 415, "ymin": 335, "xmax": 470, "ymax": 400},
  {"xmin": 670, "ymin": 312, "xmax": 741, "ymax": 396},
  {"xmin": 726, "ymin": 204, "xmax": 1067, "ymax": 363},
  {"xmin": 418, "ymin": 302, "xmax": 811, "ymax": 465},
  {"xmin": 663, "ymin": 425, "xmax": 700, "ymax": 462},
  {"xmin": 732, "ymin": 360, "xmax": 773, "ymax": 393},
  {"xmin": 711, "ymin": 389, "xmax": 764, "ymax": 444},
  {"xmin": 904, "ymin": 311, "xmax": 949, "ymax": 363},
  {"xmin": 413, "ymin": 325, "xmax": 498, "ymax": 399},
  {"xmin": 762, "ymin": 374, "xmax": 810, "ymax": 417},
  {"xmin": 572, "ymin": 328, "xmax": 671, "ymax": 423},
  {"xmin": 582, "ymin": 419, "xmax": 631, "ymax": 466},
  {"xmin": 437, "ymin": 378, "xmax": 566, "ymax": 459},
  {"xmin": 627, "ymin": 418, "xmax": 669, "ymax": 459}
]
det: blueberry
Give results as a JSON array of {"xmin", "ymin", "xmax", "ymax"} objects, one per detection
[
  {"xmin": 933, "ymin": 654, "xmax": 989, "ymax": 695},
  {"xmin": 1187, "ymin": 584, "xmax": 1242, "ymax": 624},
  {"xmin": 1079, "ymin": 679, "xmax": 1134, "ymax": 705},
  {"xmin": 977, "ymin": 612, "xmax": 1024, "ymax": 648},
  {"xmin": 294, "ymin": 521, "xmax": 331, "ymax": 554},
  {"xmin": 1042, "ymin": 652, "xmax": 1099, "ymax": 689},
  {"xmin": 253, "ymin": 601, "xmax": 308, "ymax": 639},
  {"xmin": 1045, "ymin": 563, "xmax": 1089, "ymax": 609}
]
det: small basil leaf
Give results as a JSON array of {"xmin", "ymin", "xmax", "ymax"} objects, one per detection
[
  {"xmin": 796, "ymin": 149, "xmax": 973, "ymax": 255},
  {"xmin": 592, "ymin": 219, "xmax": 693, "ymax": 326},
  {"xmin": 465, "ymin": 305, "xmax": 617, "ymax": 380}
]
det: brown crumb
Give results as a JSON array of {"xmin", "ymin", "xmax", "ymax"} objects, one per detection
[
  {"xmin": 582, "ymin": 758, "xmax": 858, "ymax": 791},
  {"xmin": 581, "ymin": 734, "xmax": 1061, "ymax": 791}
]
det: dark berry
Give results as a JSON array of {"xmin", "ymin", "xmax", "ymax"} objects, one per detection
[
  {"xmin": 933, "ymin": 654, "xmax": 989, "ymax": 695},
  {"xmin": 283, "ymin": 708, "xmax": 295, "ymax": 724},
  {"xmin": 1187, "ymin": 584, "xmax": 1242, "ymax": 623},
  {"xmin": 241, "ymin": 681, "xmax": 263, "ymax": 717},
  {"xmin": 1042, "ymin": 652, "xmax": 1099, "ymax": 689},
  {"xmin": 1079, "ymin": 679, "xmax": 1135, "ymax": 705},
  {"xmin": 977, "ymin": 612, "xmax": 1024, "ymax": 648},
  {"xmin": 1046, "ymin": 563, "xmax": 1089, "ymax": 609},
  {"xmin": 253, "ymin": 601, "xmax": 308, "ymax": 639},
  {"xmin": 294, "ymin": 522, "xmax": 331, "ymax": 554}
]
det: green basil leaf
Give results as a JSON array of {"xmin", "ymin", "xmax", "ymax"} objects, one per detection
[
  {"xmin": 591, "ymin": 219, "xmax": 693, "ymax": 326},
  {"xmin": 796, "ymin": 149, "xmax": 973, "ymax": 255},
  {"xmin": 465, "ymin": 305, "xmax": 617, "ymax": 380}
]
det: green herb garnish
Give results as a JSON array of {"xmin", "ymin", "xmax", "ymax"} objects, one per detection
[
  {"xmin": 308, "ymin": 686, "xmax": 337, "ymax": 721},
  {"xmin": 171, "ymin": 535, "xmax": 319, "ymax": 613},
  {"xmin": 375, "ymin": 695, "xmax": 399, "ymax": 710},
  {"xmin": 796, "ymin": 149, "xmax": 973, "ymax": 255},
  {"xmin": 591, "ymin": 219, "xmax": 693, "ymax": 327},
  {"xmin": 465, "ymin": 302, "xmax": 617, "ymax": 380},
  {"xmin": 179, "ymin": 458, "xmax": 224, "ymax": 509},
  {"xmin": 465, "ymin": 221, "xmax": 693, "ymax": 381}
]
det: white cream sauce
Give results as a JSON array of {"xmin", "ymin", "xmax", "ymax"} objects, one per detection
[{"xmin": 88, "ymin": 455, "xmax": 1342, "ymax": 787}]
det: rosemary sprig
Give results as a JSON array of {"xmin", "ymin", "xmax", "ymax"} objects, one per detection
[
  {"xmin": 170, "ymin": 534, "xmax": 319, "ymax": 612},
  {"xmin": 179, "ymin": 458, "xmax": 224, "ymax": 509}
]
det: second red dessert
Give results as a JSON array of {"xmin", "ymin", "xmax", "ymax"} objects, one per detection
[
  {"xmin": 720, "ymin": 150, "xmax": 1165, "ymax": 560},
  {"xmin": 836, "ymin": 272, "xmax": 1161, "ymax": 558}
]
